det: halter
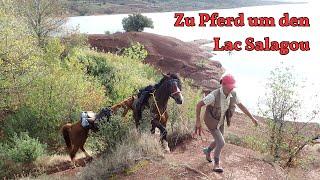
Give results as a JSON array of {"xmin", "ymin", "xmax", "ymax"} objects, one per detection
[
  {"xmin": 170, "ymin": 89, "xmax": 181, "ymax": 96},
  {"xmin": 167, "ymin": 79, "xmax": 182, "ymax": 97}
]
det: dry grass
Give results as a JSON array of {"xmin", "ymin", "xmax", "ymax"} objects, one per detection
[
  {"xmin": 77, "ymin": 130, "xmax": 164, "ymax": 180},
  {"xmin": 35, "ymin": 150, "xmax": 93, "ymax": 168}
]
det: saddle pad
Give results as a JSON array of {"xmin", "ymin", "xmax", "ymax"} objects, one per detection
[{"xmin": 81, "ymin": 111, "xmax": 96, "ymax": 128}]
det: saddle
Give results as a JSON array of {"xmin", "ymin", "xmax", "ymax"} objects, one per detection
[
  {"xmin": 136, "ymin": 85, "xmax": 156, "ymax": 119},
  {"xmin": 80, "ymin": 111, "xmax": 96, "ymax": 128},
  {"xmin": 137, "ymin": 85, "xmax": 155, "ymax": 106}
]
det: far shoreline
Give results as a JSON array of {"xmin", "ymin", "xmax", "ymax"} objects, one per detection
[{"xmin": 66, "ymin": 1, "xmax": 304, "ymax": 17}]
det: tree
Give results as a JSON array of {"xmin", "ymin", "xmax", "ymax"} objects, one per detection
[
  {"xmin": 0, "ymin": 1, "xmax": 41, "ymax": 111},
  {"xmin": 14, "ymin": 0, "xmax": 67, "ymax": 47},
  {"xmin": 122, "ymin": 13, "xmax": 154, "ymax": 32},
  {"xmin": 259, "ymin": 65, "xmax": 319, "ymax": 167}
]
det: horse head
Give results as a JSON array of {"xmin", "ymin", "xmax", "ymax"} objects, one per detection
[{"xmin": 161, "ymin": 73, "xmax": 184, "ymax": 104}]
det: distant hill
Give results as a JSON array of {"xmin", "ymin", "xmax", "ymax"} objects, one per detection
[{"xmin": 66, "ymin": 0, "xmax": 293, "ymax": 16}]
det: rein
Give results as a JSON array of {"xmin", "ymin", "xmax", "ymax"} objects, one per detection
[
  {"xmin": 150, "ymin": 91, "xmax": 167, "ymax": 122},
  {"xmin": 148, "ymin": 78, "xmax": 181, "ymax": 122}
]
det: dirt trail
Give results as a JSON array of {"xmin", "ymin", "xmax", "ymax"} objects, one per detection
[
  {"xmin": 115, "ymin": 134, "xmax": 285, "ymax": 180},
  {"xmin": 51, "ymin": 137, "xmax": 284, "ymax": 180}
]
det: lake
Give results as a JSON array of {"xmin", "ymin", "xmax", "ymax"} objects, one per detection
[{"xmin": 67, "ymin": 0, "xmax": 320, "ymax": 123}]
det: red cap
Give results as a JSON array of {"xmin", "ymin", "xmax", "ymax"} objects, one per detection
[{"xmin": 221, "ymin": 74, "xmax": 236, "ymax": 89}]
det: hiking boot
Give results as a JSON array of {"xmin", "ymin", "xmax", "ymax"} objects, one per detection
[
  {"xmin": 203, "ymin": 147, "xmax": 212, "ymax": 162},
  {"xmin": 213, "ymin": 163, "xmax": 223, "ymax": 173}
]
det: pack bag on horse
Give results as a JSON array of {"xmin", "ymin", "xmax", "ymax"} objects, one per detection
[
  {"xmin": 61, "ymin": 107, "xmax": 112, "ymax": 166},
  {"xmin": 133, "ymin": 73, "xmax": 184, "ymax": 152}
]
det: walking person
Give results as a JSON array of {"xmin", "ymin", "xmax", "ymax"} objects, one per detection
[{"xmin": 194, "ymin": 74, "xmax": 258, "ymax": 172}]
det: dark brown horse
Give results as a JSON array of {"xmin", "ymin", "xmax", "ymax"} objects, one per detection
[
  {"xmin": 133, "ymin": 73, "xmax": 183, "ymax": 152},
  {"xmin": 61, "ymin": 107, "xmax": 112, "ymax": 164}
]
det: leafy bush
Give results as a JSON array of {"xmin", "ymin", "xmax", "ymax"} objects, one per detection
[
  {"xmin": 7, "ymin": 133, "xmax": 46, "ymax": 163},
  {"xmin": 259, "ymin": 66, "xmax": 319, "ymax": 167},
  {"xmin": 243, "ymin": 135, "xmax": 268, "ymax": 153},
  {"xmin": 122, "ymin": 42, "xmax": 148, "ymax": 61},
  {"xmin": 77, "ymin": 49, "xmax": 159, "ymax": 103},
  {"xmin": 225, "ymin": 133, "xmax": 244, "ymax": 146},
  {"xmin": 2, "ymin": 40, "xmax": 106, "ymax": 146},
  {"xmin": 122, "ymin": 13, "xmax": 154, "ymax": 32},
  {"xmin": 87, "ymin": 115, "xmax": 132, "ymax": 153}
]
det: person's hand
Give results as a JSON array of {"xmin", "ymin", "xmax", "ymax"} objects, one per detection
[
  {"xmin": 193, "ymin": 120, "xmax": 204, "ymax": 137},
  {"xmin": 251, "ymin": 117, "xmax": 258, "ymax": 127}
]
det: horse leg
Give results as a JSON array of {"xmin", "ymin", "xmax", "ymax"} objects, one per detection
[
  {"xmin": 133, "ymin": 110, "xmax": 140, "ymax": 128},
  {"xmin": 150, "ymin": 123, "xmax": 156, "ymax": 134},
  {"xmin": 161, "ymin": 112, "xmax": 170, "ymax": 152},
  {"xmin": 152, "ymin": 118, "xmax": 170, "ymax": 152}
]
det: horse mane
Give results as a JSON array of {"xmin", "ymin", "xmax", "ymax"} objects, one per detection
[{"xmin": 155, "ymin": 73, "xmax": 181, "ymax": 90}]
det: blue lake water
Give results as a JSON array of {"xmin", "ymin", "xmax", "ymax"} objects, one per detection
[{"xmin": 67, "ymin": 0, "xmax": 320, "ymax": 123}]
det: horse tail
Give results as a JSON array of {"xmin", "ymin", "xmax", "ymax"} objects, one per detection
[{"xmin": 62, "ymin": 124, "xmax": 72, "ymax": 149}]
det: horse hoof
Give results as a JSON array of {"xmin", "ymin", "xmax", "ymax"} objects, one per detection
[
  {"xmin": 164, "ymin": 148, "xmax": 170, "ymax": 153},
  {"xmin": 71, "ymin": 162, "xmax": 77, "ymax": 169},
  {"xmin": 162, "ymin": 141, "xmax": 170, "ymax": 153},
  {"xmin": 85, "ymin": 156, "xmax": 93, "ymax": 161}
]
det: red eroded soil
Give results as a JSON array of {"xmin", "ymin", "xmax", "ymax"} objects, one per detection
[{"xmin": 88, "ymin": 32, "xmax": 224, "ymax": 91}]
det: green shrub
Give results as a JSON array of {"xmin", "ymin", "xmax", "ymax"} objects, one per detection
[
  {"xmin": 243, "ymin": 135, "xmax": 268, "ymax": 153},
  {"xmin": 122, "ymin": 42, "xmax": 148, "ymax": 61},
  {"xmin": 225, "ymin": 133, "xmax": 244, "ymax": 146},
  {"xmin": 77, "ymin": 49, "xmax": 159, "ymax": 103},
  {"xmin": 87, "ymin": 115, "xmax": 132, "ymax": 153},
  {"xmin": 7, "ymin": 133, "xmax": 46, "ymax": 163},
  {"xmin": 2, "ymin": 40, "xmax": 106, "ymax": 146},
  {"xmin": 122, "ymin": 13, "xmax": 154, "ymax": 32}
]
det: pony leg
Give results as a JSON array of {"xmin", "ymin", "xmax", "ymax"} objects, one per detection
[{"xmin": 70, "ymin": 145, "xmax": 79, "ymax": 168}]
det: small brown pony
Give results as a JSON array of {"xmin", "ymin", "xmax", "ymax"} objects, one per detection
[{"xmin": 61, "ymin": 107, "xmax": 112, "ymax": 164}]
